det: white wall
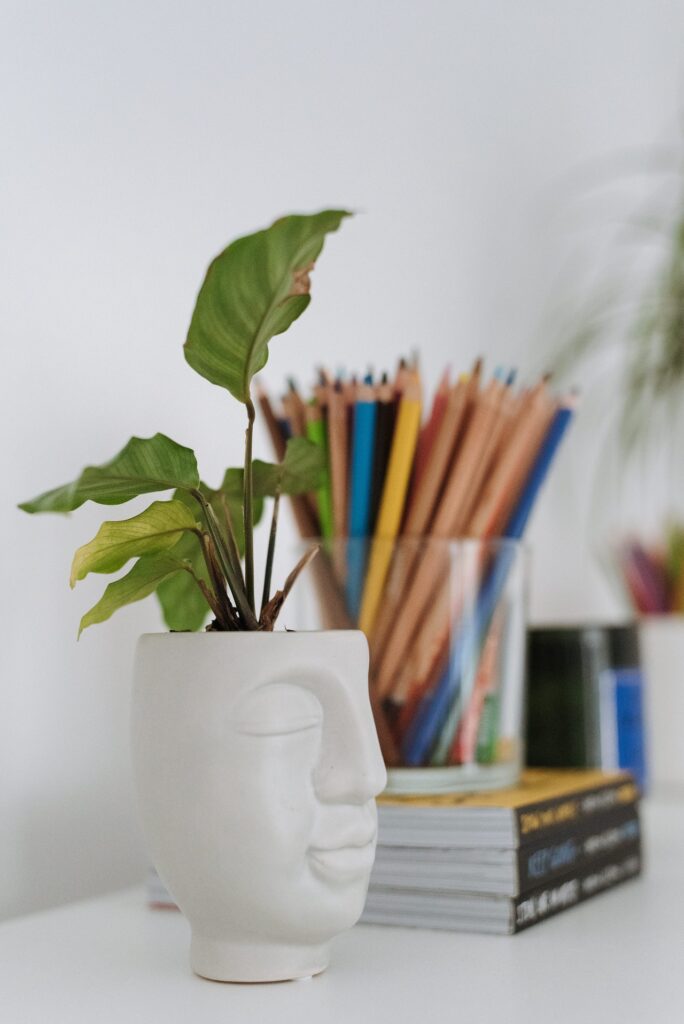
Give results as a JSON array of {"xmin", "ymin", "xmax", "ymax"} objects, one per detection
[{"xmin": 2, "ymin": 0, "xmax": 683, "ymax": 920}]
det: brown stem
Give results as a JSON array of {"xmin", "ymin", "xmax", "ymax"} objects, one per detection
[
  {"xmin": 185, "ymin": 567, "xmax": 226, "ymax": 625},
  {"xmin": 196, "ymin": 530, "xmax": 238, "ymax": 630}
]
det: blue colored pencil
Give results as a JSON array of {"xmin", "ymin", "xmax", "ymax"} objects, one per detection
[
  {"xmin": 346, "ymin": 380, "xmax": 378, "ymax": 617},
  {"xmin": 402, "ymin": 398, "xmax": 576, "ymax": 766}
]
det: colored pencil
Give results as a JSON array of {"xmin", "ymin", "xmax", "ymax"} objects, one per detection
[
  {"xmin": 367, "ymin": 374, "xmax": 396, "ymax": 533},
  {"xmin": 408, "ymin": 366, "xmax": 450, "ymax": 500},
  {"xmin": 402, "ymin": 398, "xmax": 576, "ymax": 765},
  {"xmin": 371, "ymin": 365, "xmax": 479, "ymax": 667},
  {"xmin": 358, "ymin": 370, "xmax": 422, "ymax": 633},
  {"xmin": 346, "ymin": 381, "xmax": 378, "ymax": 616},
  {"xmin": 258, "ymin": 361, "xmax": 575, "ymax": 768}
]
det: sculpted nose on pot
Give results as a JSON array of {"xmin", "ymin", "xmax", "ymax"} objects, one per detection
[{"xmin": 314, "ymin": 696, "xmax": 387, "ymax": 805}]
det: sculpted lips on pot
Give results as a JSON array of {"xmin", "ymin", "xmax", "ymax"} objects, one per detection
[{"xmin": 307, "ymin": 838, "xmax": 377, "ymax": 879}]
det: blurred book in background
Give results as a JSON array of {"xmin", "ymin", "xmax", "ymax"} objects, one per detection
[{"xmin": 526, "ymin": 624, "xmax": 647, "ymax": 790}]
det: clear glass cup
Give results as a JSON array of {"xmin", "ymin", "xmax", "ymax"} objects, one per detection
[{"xmin": 292, "ymin": 537, "xmax": 528, "ymax": 794}]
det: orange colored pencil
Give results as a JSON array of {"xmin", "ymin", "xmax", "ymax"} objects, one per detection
[
  {"xmin": 256, "ymin": 381, "xmax": 286, "ymax": 461},
  {"xmin": 375, "ymin": 375, "xmax": 512, "ymax": 696},
  {"xmin": 468, "ymin": 384, "xmax": 557, "ymax": 538},
  {"xmin": 409, "ymin": 366, "xmax": 450, "ymax": 498},
  {"xmin": 370, "ymin": 371, "xmax": 475, "ymax": 664}
]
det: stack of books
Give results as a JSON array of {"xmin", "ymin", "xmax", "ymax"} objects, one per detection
[{"xmin": 362, "ymin": 769, "xmax": 642, "ymax": 934}]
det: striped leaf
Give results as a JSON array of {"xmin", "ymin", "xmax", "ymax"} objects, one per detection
[
  {"xmin": 19, "ymin": 434, "xmax": 200, "ymax": 513},
  {"xmin": 78, "ymin": 553, "xmax": 191, "ymax": 636},
  {"xmin": 70, "ymin": 500, "xmax": 198, "ymax": 586}
]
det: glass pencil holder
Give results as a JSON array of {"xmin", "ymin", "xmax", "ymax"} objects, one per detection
[{"xmin": 292, "ymin": 536, "xmax": 528, "ymax": 795}]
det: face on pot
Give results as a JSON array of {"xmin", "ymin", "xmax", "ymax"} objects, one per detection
[{"xmin": 174, "ymin": 642, "xmax": 388, "ymax": 946}]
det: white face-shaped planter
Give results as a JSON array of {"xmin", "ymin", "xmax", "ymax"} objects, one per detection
[{"xmin": 132, "ymin": 631, "xmax": 387, "ymax": 983}]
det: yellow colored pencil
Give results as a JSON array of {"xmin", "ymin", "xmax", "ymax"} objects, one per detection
[{"xmin": 359, "ymin": 371, "xmax": 422, "ymax": 633}]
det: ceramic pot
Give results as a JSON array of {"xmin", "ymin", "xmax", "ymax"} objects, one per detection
[{"xmin": 131, "ymin": 630, "xmax": 386, "ymax": 983}]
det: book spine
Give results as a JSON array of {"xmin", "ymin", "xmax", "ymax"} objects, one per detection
[
  {"xmin": 513, "ymin": 840, "xmax": 642, "ymax": 933},
  {"xmin": 517, "ymin": 805, "xmax": 641, "ymax": 893},
  {"xmin": 515, "ymin": 776, "xmax": 639, "ymax": 846}
]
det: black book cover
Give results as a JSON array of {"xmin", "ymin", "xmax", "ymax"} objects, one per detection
[
  {"xmin": 517, "ymin": 803, "xmax": 641, "ymax": 893},
  {"xmin": 513, "ymin": 840, "xmax": 642, "ymax": 933},
  {"xmin": 514, "ymin": 775, "xmax": 639, "ymax": 847}
]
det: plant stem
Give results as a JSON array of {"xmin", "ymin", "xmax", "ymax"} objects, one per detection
[
  {"xmin": 260, "ymin": 489, "xmax": 281, "ymax": 615},
  {"xmin": 244, "ymin": 396, "xmax": 256, "ymax": 614},
  {"xmin": 219, "ymin": 494, "xmax": 246, "ymax": 587},
  {"xmin": 192, "ymin": 491, "xmax": 257, "ymax": 628}
]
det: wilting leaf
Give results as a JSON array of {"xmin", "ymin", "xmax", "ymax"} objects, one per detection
[
  {"xmin": 19, "ymin": 434, "xmax": 200, "ymax": 513},
  {"xmin": 259, "ymin": 546, "xmax": 319, "ymax": 630},
  {"xmin": 78, "ymin": 553, "xmax": 191, "ymax": 636},
  {"xmin": 184, "ymin": 210, "xmax": 351, "ymax": 402},
  {"xmin": 70, "ymin": 500, "xmax": 198, "ymax": 586}
]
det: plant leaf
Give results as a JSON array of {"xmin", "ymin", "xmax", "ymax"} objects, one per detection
[
  {"xmin": 254, "ymin": 436, "xmax": 326, "ymax": 497},
  {"xmin": 19, "ymin": 434, "xmax": 200, "ymax": 513},
  {"xmin": 156, "ymin": 530, "xmax": 211, "ymax": 631},
  {"xmin": 78, "ymin": 553, "xmax": 190, "ymax": 636},
  {"xmin": 70, "ymin": 499, "xmax": 198, "ymax": 586},
  {"xmin": 222, "ymin": 437, "xmax": 325, "ymax": 500},
  {"xmin": 184, "ymin": 210, "xmax": 351, "ymax": 402}
]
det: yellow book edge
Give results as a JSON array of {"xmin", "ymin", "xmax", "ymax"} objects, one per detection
[{"xmin": 378, "ymin": 768, "xmax": 638, "ymax": 809}]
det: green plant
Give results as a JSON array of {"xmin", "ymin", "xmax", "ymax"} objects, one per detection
[
  {"xmin": 19, "ymin": 210, "xmax": 351, "ymax": 634},
  {"xmin": 551, "ymin": 175, "xmax": 684, "ymax": 468}
]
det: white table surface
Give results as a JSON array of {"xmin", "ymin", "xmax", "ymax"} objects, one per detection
[{"xmin": 1, "ymin": 799, "xmax": 682, "ymax": 1024}]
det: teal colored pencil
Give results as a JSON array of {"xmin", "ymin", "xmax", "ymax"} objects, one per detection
[{"xmin": 346, "ymin": 381, "xmax": 378, "ymax": 617}]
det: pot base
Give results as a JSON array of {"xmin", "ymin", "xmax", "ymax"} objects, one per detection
[{"xmin": 190, "ymin": 934, "xmax": 331, "ymax": 984}]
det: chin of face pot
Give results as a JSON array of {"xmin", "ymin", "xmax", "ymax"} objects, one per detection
[{"xmin": 170, "ymin": 675, "xmax": 385, "ymax": 943}]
